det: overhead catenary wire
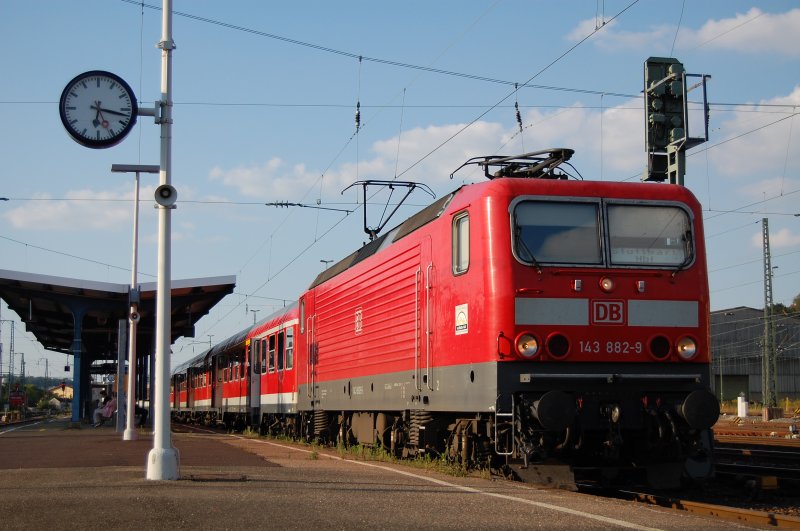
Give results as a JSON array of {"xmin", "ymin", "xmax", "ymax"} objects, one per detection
[
  {"xmin": 117, "ymin": 0, "xmax": 637, "ymax": 100},
  {"xmin": 395, "ymin": 0, "xmax": 642, "ymax": 181}
]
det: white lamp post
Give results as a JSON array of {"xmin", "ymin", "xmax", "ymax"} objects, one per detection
[{"xmin": 112, "ymin": 164, "xmax": 159, "ymax": 441}]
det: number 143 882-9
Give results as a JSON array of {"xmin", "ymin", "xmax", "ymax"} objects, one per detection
[{"xmin": 579, "ymin": 340, "xmax": 643, "ymax": 354}]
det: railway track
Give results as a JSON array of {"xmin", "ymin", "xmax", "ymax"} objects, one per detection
[
  {"xmin": 175, "ymin": 420, "xmax": 800, "ymax": 527},
  {"xmin": 622, "ymin": 490, "xmax": 800, "ymax": 528}
]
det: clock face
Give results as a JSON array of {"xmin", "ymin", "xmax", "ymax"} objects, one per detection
[{"xmin": 59, "ymin": 70, "xmax": 138, "ymax": 149}]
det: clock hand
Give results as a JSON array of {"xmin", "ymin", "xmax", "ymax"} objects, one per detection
[
  {"xmin": 93, "ymin": 100, "xmax": 102, "ymax": 127},
  {"xmin": 90, "ymin": 105, "xmax": 129, "ymax": 118},
  {"xmin": 92, "ymin": 103, "xmax": 110, "ymax": 129}
]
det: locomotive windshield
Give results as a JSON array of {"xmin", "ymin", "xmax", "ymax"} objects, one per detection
[
  {"xmin": 512, "ymin": 200, "xmax": 692, "ymax": 267},
  {"xmin": 513, "ymin": 201, "xmax": 602, "ymax": 264},
  {"xmin": 607, "ymin": 204, "xmax": 691, "ymax": 266}
]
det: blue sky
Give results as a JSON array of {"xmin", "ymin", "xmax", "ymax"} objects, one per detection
[{"xmin": 1, "ymin": 1, "xmax": 798, "ymax": 377}]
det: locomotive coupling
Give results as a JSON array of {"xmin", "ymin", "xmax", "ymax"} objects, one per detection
[
  {"xmin": 677, "ymin": 389, "xmax": 720, "ymax": 430},
  {"xmin": 531, "ymin": 390, "xmax": 576, "ymax": 431}
]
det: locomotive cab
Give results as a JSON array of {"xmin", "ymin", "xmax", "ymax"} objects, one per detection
[{"xmin": 460, "ymin": 150, "xmax": 719, "ymax": 487}]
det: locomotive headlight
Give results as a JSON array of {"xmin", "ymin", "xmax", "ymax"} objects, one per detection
[
  {"xmin": 599, "ymin": 277, "xmax": 615, "ymax": 292},
  {"xmin": 610, "ymin": 404, "xmax": 621, "ymax": 424},
  {"xmin": 676, "ymin": 336, "xmax": 698, "ymax": 360},
  {"xmin": 516, "ymin": 334, "xmax": 540, "ymax": 358}
]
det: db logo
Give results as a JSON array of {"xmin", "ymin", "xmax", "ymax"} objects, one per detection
[{"xmin": 591, "ymin": 300, "xmax": 625, "ymax": 325}]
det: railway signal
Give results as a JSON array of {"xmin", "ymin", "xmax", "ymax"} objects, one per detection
[{"xmin": 643, "ymin": 57, "xmax": 710, "ymax": 185}]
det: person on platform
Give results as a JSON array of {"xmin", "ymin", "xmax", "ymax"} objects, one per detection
[
  {"xmin": 92, "ymin": 393, "xmax": 117, "ymax": 427},
  {"xmin": 135, "ymin": 404, "xmax": 148, "ymax": 427}
]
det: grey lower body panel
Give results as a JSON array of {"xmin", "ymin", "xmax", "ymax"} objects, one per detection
[{"xmin": 298, "ymin": 362, "xmax": 498, "ymax": 413}]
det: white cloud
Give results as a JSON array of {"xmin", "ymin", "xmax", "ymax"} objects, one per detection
[
  {"xmin": 209, "ymin": 101, "xmax": 649, "ymax": 201},
  {"xmin": 3, "ymin": 187, "xmax": 146, "ymax": 231},
  {"xmin": 751, "ymin": 227, "xmax": 800, "ymax": 249},
  {"xmin": 679, "ymin": 8, "xmax": 800, "ymax": 57},
  {"xmin": 568, "ymin": 8, "xmax": 800, "ymax": 57},
  {"xmin": 737, "ymin": 176, "xmax": 800, "ymax": 203},
  {"xmin": 771, "ymin": 228, "xmax": 800, "ymax": 248},
  {"xmin": 208, "ymin": 158, "xmax": 323, "ymax": 200},
  {"xmin": 708, "ymin": 86, "xmax": 800, "ymax": 179},
  {"xmin": 371, "ymin": 121, "xmax": 505, "ymax": 187},
  {"xmin": 567, "ymin": 17, "xmax": 673, "ymax": 52}
]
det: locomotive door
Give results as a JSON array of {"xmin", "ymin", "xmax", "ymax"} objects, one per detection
[
  {"xmin": 417, "ymin": 237, "xmax": 435, "ymax": 391},
  {"xmin": 302, "ymin": 294, "xmax": 318, "ymax": 403},
  {"xmin": 247, "ymin": 339, "xmax": 261, "ymax": 426}
]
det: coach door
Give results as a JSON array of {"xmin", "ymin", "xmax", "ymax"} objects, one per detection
[
  {"xmin": 213, "ymin": 355, "xmax": 225, "ymax": 410},
  {"xmin": 186, "ymin": 371, "xmax": 194, "ymax": 409},
  {"xmin": 247, "ymin": 339, "xmax": 261, "ymax": 425}
]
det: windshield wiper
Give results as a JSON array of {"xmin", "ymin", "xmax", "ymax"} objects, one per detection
[
  {"xmin": 515, "ymin": 225, "xmax": 543, "ymax": 274},
  {"xmin": 671, "ymin": 229, "xmax": 694, "ymax": 278}
]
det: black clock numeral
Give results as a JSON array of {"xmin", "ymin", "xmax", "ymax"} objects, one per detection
[
  {"xmin": 66, "ymin": 106, "xmax": 76, "ymax": 110},
  {"xmin": 96, "ymin": 78, "xmax": 100, "ymax": 87},
  {"xmin": 110, "ymin": 82, "xmax": 116, "ymax": 90},
  {"xmin": 119, "ymin": 120, "xmax": 128, "ymax": 126}
]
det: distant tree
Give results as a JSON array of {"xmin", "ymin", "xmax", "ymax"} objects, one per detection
[
  {"xmin": 793, "ymin": 292, "xmax": 800, "ymax": 311},
  {"xmin": 773, "ymin": 302, "xmax": 789, "ymax": 314},
  {"xmin": 23, "ymin": 383, "xmax": 45, "ymax": 408}
]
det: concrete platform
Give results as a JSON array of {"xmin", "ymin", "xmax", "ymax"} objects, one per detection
[{"xmin": 0, "ymin": 418, "xmax": 746, "ymax": 530}]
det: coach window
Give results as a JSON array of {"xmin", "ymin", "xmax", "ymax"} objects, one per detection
[
  {"xmin": 268, "ymin": 335, "xmax": 276, "ymax": 373},
  {"xmin": 251, "ymin": 340, "xmax": 260, "ymax": 375},
  {"xmin": 260, "ymin": 338, "xmax": 268, "ymax": 374},
  {"xmin": 285, "ymin": 327, "xmax": 294, "ymax": 370},
  {"xmin": 277, "ymin": 331, "xmax": 285, "ymax": 371},
  {"xmin": 452, "ymin": 211, "xmax": 470, "ymax": 275},
  {"xmin": 300, "ymin": 299, "xmax": 305, "ymax": 333}
]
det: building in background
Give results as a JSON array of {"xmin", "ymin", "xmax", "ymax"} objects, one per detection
[{"xmin": 711, "ymin": 307, "xmax": 800, "ymax": 403}]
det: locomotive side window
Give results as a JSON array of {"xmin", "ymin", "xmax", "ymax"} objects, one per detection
[
  {"xmin": 285, "ymin": 327, "xmax": 294, "ymax": 370},
  {"xmin": 513, "ymin": 201, "xmax": 601, "ymax": 264},
  {"xmin": 607, "ymin": 204, "xmax": 691, "ymax": 266},
  {"xmin": 452, "ymin": 211, "xmax": 470, "ymax": 274},
  {"xmin": 300, "ymin": 299, "xmax": 305, "ymax": 333}
]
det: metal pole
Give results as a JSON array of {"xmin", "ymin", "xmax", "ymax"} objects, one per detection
[
  {"xmin": 125, "ymin": 171, "xmax": 141, "ymax": 441},
  {"xmin": 116, "ymin": 319, "xmax": 126, "ymax": 433},
  {"xmin": 146, "ymin": 0, "xmax": 179, "ymax": 480},
  {"xmin": 110, "ymin": 164, "xmax": 157, "ymax": 440}
]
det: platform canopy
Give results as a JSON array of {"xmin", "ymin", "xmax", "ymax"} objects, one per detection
[{"xmin": 0, "ymin": 269, "xmax": 235, "ymax": 362}]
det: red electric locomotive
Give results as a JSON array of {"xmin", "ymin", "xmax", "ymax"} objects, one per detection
[{"xmin": 172, "ymin": 149, "xmax": 718, "ymax": 487}]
